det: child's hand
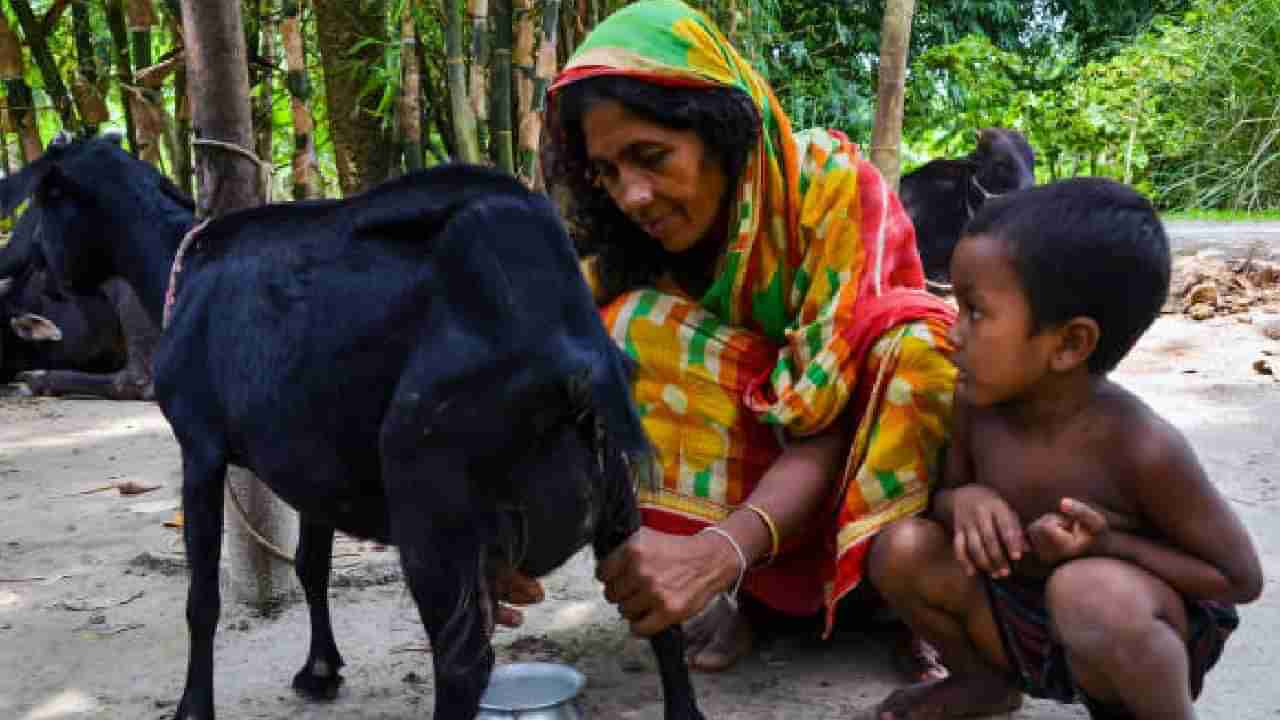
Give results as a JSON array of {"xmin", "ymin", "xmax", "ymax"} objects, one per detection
[
  {"xmin": 949, "ymin": 485, "xmax": 1026, "ymax": 578},
  {"xmin": 1026, "ymin": 498, "xmax": 1109, "ymax": 566}
]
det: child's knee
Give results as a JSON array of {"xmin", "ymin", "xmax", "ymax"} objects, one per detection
[
  {"xmin": 1047, "ymin": 559, "xmax": 1188, "ymax": 662},
  {"xmin": 869, "ymin": 517, "xmax": 948, "ymax": 590}
]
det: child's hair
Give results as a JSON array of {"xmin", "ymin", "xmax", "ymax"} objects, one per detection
[{"xmin": 965, "ymin": 177, "xmax": 1171, "ymax": 373}]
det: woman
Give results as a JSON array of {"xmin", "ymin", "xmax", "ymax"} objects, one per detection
[{"xmin": 511, "ymin": 0, "xmax": 957, "ymax": 674}]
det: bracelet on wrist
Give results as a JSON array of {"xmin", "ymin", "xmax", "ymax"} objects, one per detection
[
  {"xmin": 743, "ymin": 502, "xmax": 780, "ymax": 566},
  {"xmin": 698, "ymin": 525, "xmax": 746, "ymax": 607}
]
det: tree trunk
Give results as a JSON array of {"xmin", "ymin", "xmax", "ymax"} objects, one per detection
[
  {"xmin": 400, "ymin": 1, "xmax": 423, "ymax": 172},
  {"xmin": 445, "ymin": 0, "xmax": 481, "ymax": 162},
  {"xmin": 0, "ymin": 12, "xmax": 42, "ymax": 162},
  {"xmin": 869, "ymin": 0, "xmax": 914, "ymax": 190},
  {"xmin": 313, "ymin": 0, "xmax": 393, "ymax": 195},
  {"xmin": 9, "ymin": 0, "xmax": 78, "ymax": 131},
  {"xmin": 70, "ymin": 2, "xmax": 108, "ymax": 135},
  {"xmin": 180, "ymin": 0, "xmax": 294, "ymax": 607},
  {"xmin": 282, "ymin": 0, "xmax": 319, "ymax": 198},
  {"xmin": 489, "ymin": 0, "xmax": 513, "ymax": 172},
  {"xmin": 106, "ymin": 0, "xmax": 140, "ymax": 155},
  {"xmin": 254, "ymin": 0, "xmax": 276, "ymax": 195}
]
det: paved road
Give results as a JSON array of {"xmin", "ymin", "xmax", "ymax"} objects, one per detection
[{"xmin": 1164, "ymin": 219, "xmax": 1280, "ymax": 260}]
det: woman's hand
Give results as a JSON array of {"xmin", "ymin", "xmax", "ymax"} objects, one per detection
[
  {"xmin": 596, "ymin": 526, "xmax": 739, "ymax": 637},
  {"xmin": 494, "ymin": 564, "xmax": 546, "ymax": 627},
  {"xmin": 948, "ymin": 484, "xmax": 1027, "ymax": 578}
]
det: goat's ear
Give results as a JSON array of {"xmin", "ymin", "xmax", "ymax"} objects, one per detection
[{"xmin": 10, "ymin": 313, "xmax": 63, "ymax": 342}]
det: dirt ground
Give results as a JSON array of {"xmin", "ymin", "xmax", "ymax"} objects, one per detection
[{"xmin": 2, "ymin": 225, "xmax": 1279, "ymax": 720}]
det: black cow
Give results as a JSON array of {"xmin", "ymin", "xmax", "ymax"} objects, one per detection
[
  {"xmin": 900, "ymin": 127, "xmax": 1036, "ymax": 284},
  {"xmin": 1, "ymin": 137, "xmax": 703, "ymax": 720}
]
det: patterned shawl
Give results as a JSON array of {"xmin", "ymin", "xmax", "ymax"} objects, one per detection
[{"xmin": 548, "ymin": 0, "xmax": 937, "ymax": 439}]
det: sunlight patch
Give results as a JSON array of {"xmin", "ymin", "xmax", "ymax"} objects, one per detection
[{"xmin": 20, "ymin": 689, "xmax": 100, "ymax": 720}]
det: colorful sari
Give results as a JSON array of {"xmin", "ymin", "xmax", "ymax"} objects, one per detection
[{"xmin": 548, "ymin": 0, "xmax": 956, "ymax": 634}]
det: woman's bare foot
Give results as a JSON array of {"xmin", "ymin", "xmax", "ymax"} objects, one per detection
[
  {"xmin": 682, "ymin": 593, "xmax": 754, "ymax": 672},
  {"xmin": 874, "ymin": 673, "xmax": 1021, "ymax": 720},
  {"xmin": 892, "ymin": 629, "xmax": 949, "ymax": 682}
]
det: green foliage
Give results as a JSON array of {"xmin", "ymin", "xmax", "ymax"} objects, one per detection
[{"xmin": 903, "ymin": 0, "xmax": 1280, "ymax": 209}]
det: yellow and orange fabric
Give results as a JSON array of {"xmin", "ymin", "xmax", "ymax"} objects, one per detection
[{"xmin": 549, "ymin": 0, "xmax": 956, "ymax": 633}]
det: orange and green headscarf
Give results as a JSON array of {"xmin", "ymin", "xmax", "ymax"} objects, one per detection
[{"xmin": 548, "ymin": 0, "xmax": 943, "ymax": 438}]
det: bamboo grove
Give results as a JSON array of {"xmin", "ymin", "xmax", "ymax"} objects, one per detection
[{"xmin": 0, "ymin": 0, "xmax": 781, "ymax": 200}]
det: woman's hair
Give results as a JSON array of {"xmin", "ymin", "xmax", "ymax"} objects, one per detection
[{"xmin": 545, "ymin": 75, "xmax": 761, "ymax": 302}]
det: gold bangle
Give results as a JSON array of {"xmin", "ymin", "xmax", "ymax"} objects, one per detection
[{"xmin": 743, "ymin": 502, "xmax": 780, "ymax": 566}]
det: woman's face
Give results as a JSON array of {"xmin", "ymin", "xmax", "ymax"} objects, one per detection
[{"xmin": 582, "ymin": 99, "xmax": 729, "ymax": 254}]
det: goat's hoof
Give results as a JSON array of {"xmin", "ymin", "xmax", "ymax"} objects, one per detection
[
  {"xmin": 172, "ymin": 697, "xmax": 213, "ymax": 720},
  {"xmin": 292, "ymin": 668, "xmax": 344, "ymax": 701},
  {"xmin": 15, "ymin": 371, "xmax": 46, "ymax": 395}
]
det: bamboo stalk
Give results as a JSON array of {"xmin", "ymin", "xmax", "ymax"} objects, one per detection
[
  {"xmin": 10, "ymin": 0, "xmax": 78, "ymax": 130},
  {"xmin": 528, "ymin": 0, "xmax": 561, "ymax": 189},
  {"xmin": 0, "ymin": 13, "xmax": 41, "ymax": 162},
  {"xmin": 281, "ymin": 0, "xmax": 318, "ymax": 197},
  {"xmin": 401, "ymin": 0, "xmax": 423, "ymax": 171},
  {"xmin": 513, "ymin": 0, "xmax": 535, "ymax": 183},
  {"xmin": 106, "ymin": 0, "xmax": 140, "ymax": 155},
  {"xmin": 468, "ymin": 0, "xmax": 490, "ymax": 122},
  {"xmin": 255, "ymin": 0, "xmax": 276, "ymax": 189},
  {"xmin": 446, "ymin": 0, "xmax": 482, "ymax": 162},
  {"xmin": 166, "ymin": 1, "xmax": 194, "ymax": 196},
  {"xmin": 489, "ymin": 0, "xmax": 514, "ymax": 172},
  {"xmin": 71, "ymin": 2, "xmax": 108, "ymax": 131},
  {"xmin": 125, "ymin": 0, "xmax": 164, "ymax": 164}
]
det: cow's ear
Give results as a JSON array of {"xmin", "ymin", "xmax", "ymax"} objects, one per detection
[{"xmin": 10, "ymin": 313, "xmax": 63, "ymax": 342}]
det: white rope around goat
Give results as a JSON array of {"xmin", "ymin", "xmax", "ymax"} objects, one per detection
[
  {"xmin": 225, "ymin": 482, "xmax": 296, "ymax": 565},
  {"xmin": 191, "ymin": 137, "xmax": 273, "ymax": 203}
]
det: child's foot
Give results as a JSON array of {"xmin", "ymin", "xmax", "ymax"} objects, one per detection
[
  {"xmin": 682, "ymin": 593, "xmax": 755, "ymax": 672},
  {"xmin": 892, "ymin": 630, "xmax": 949, "ymax": 682},
  {"xmin": 873, "ymin": 673, "xmax": 1021, "ymax": 719}
]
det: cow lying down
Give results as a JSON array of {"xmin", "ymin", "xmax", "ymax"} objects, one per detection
[{"xmin": 0, "ymin": 138, "xmax": 704, "ymax": 720}]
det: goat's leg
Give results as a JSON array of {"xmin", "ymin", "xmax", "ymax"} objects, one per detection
[
  {"xmin": 291, "ymin": 517, "xmax": 344, "ymax": 700},
  {"xmin": 594, "ymin": 480, "xmax": 705, "ymax": 720},
  {"xmin": 173, "ymin": 446, "xmax": 228, "ymax": 720},
  {"xmin": 396, "ymin": 532, "xmax": 494, "ymax": 720},
  {"xmin": 18, "ymin": 368, "xmax": 151, "ymax": 400}
]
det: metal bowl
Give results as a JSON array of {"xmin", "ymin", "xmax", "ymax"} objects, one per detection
[{"xmin": 476, "ymin": 662, "xmax": 586, "ymax": 720}]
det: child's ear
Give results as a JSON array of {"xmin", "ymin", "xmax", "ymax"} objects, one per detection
[{"xmin": 1050, "ymin": 317, "xmax": 1099, "ymax": 372}]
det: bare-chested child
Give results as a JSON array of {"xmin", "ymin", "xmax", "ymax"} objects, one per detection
[{"xmin": 868, "ymin": 177, "xmax": 1263, "ymax": 720}]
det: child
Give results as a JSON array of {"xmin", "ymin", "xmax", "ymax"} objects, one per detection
[{"xmin": 868, "ymin": 178, "xmax": 1263, "ymax": 720}]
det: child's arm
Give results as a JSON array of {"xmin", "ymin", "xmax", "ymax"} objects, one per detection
[
  {"xmin": 930, "ymin": 399, "xmax": 1027, "ymax": 578},
  {"xmin": 1031, "ymin": 423, "xmax": 1263, "ymax": 604}
]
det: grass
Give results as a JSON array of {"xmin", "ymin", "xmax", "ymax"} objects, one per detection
[{"xmin": 1161, "ymin": 208, "xmax": 1280, "ymax": 222}]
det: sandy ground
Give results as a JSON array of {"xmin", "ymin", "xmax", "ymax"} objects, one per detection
[{"xmin": 2, "ymin": 232, "xmax": 1278, "ymax": 719}]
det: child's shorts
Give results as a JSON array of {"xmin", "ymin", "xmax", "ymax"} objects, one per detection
[{"xmin": 984, "ymin": 573, "xmax": 1238, "ymax": 719}]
